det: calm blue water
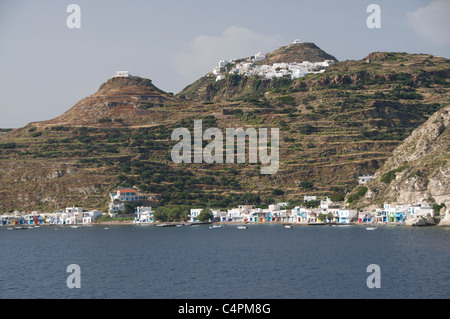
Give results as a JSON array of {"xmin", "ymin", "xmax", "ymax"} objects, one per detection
[{"xmin": 0, "ymin": 224, "xmax": 449, "ymax": 299}]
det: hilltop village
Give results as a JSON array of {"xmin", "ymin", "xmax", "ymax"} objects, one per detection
[{"xmin": 211, "ymin": 39, "xmax": 334, "ymax": 82}]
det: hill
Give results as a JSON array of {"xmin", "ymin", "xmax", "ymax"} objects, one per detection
[
  {"xmin": 37, "ymin": 76, "xmax": 182, "ymax": 127},
  {"xmin": 0, "ymin": 44, "xmax": 449, "ymax": 212},
  {"xmin": 258, "ymin": 42, "xmax": 338, "ymax": 64}
]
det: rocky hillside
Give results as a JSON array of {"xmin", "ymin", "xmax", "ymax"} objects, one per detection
[
  {"xmin": 258, "ymin": 42, "xmax": 337, "ymax": 64},
  {"xmin": 37, "ymin": 76, "xmax": 182, "ymax": 127},
  {"xmin": 0, "ymin": 44, "xmax": 449, "ymax": 212},
  {"xmin": 351, "ymin": 105, "xmax": 449, "ymax": 210}
]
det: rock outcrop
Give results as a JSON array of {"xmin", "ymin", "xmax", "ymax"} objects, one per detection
[
  {"xmin": 404, "ymin": 214, "xmax": 436, "ymax": 226},
  {"xmin": 357, "ymin": 105, "xmax": 450, "ymax": 209},
  {"xmin": 438, "ymin": 205, "xmax": 450, "ymax": 226}
]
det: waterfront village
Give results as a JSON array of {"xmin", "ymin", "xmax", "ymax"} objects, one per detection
[{"xmin": 0, "ymin": 175, "xmax": 437, "ymax": 228}]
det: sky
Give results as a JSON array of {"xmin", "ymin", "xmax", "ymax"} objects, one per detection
[{"xmin": 0, "ymin": 0, "xmax": 449, "ymax": 128}]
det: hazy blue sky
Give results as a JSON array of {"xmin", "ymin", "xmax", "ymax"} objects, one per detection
[{"xmin": 1, "ymin": 0, "xmax": 449, "ymax": 128}]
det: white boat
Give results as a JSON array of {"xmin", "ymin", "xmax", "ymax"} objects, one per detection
[
  {"xmin": 285, "ymin": 225, "xmax": 293, "ymax": 229},
  {"xmin": 237, "ymin": 226, "xmax": 248, "ymax": 229},
  {"xmin": 366, "ymin": 226, "xmax": 378, "ymax": 230},
  {"xmin": 209, "ymin": 224, "xmax": 224, "ymax": 229}
]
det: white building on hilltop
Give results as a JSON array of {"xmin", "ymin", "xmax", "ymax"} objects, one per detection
[
  {"xmin": 113, "ymin": 71, "xmax": 130, "ymax": 78},
  {"xmin": 252, "ymin": 52, "xmax": 266, "ymax": 62}
]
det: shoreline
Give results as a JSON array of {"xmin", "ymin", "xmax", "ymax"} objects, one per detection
[
  {"xmin": 90, "ymin": 220, "xmax": 442, "ymax": 227},
  {"xmin": 3, "ymin": 219, "xmax": 444, "ymax": 227}
]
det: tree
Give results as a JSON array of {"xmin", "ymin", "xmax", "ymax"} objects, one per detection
[
  {"xmin": 305, "ymin": 200, "xmax": 320, "ymax": 208},
  {"xmin": 299, "ymin": 180, "xmax": 314, "ymax": 190},
  {"xmin": 124, "ymin": 203, "xmax": 135, "ymax": 215},
  {"xmin": 197, "ymin": 209, "xmax": 214, "ymax": 222},
  {"xmin": 433, "ymin": 203, "xmax": 445, "ymax": 215},
  {"xmin": 327, "ymin": 212, "xmax": 334, "ymax": 223},
  {"xmin": 330, "ymin": 193, "xmax": 345, "ymax": 202},
  {"xmin": 271, "ymin": 189, "xmax": 284, "ymax": 196},
  {"xmin": 153, "ymin": 205, "xmax": 190, "ymax": 222}
]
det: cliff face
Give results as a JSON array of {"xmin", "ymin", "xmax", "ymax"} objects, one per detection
[{"xmin": 357, "ymin": 105, "xmax": 450, "ymax": 210}]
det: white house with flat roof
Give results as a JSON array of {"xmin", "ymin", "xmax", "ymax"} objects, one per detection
[
  {"xmin": 189, "ymin": 208, "xmax": 203, "ymax": 222},
  {"xmin": 358, "ymin": 175, "xmax": 375, "ymax": 184},
  {"xmin": 134, "ymin": 206, "xmax": 154, "ymax": 224},
  {"xmin": 82, "ymin": 210, "xmax": 103, "ymax": 224}
]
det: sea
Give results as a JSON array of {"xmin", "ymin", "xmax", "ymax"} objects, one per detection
[{"xmin": 0, "ymin": 223, "xmax": 449, "ymax": 299}]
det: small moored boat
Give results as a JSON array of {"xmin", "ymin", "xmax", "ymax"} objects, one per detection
[
  {"xmin": 13, "ymin": 226, "xmax": 28, "ymax": 230},
  {"xmin": 237, "ymin": 226, "xmax": 248, "ymax": 229}
]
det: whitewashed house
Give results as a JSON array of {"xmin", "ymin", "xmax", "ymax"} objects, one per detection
[
  {"xmin": 226, "ymin": 208, "xmax": 242, "ymax": 222},
  {"xmin": 189, "ymin": 208, "xmax": 204, "ymax": 222},
  {"xmin": 268, "ymin": 204, "xmax": 280, "ymax": 211},
  {"xmin": 218, "ymin": 59, "xmax": 229, "ymax": 67},
  {"xmin": 409, "ymin": 205, "xmax": 434, "ymax": 219},
  {"xmin": 320, "ymin": 197, "xmax": 332, "ymax": 210},
  {"xmin": 226, "ymin": 205, "xmax": 253, "ymax": 222},
  {"xmin": 211, "ymin": 209, "xmax": 227, "ymax": 222},
  {"xmin": 61, "ymin": 211, "xmax": 76, "ymax": 225},
  {"xmin": 252, "ymin": 52, "xmax": 265, "ymax": 62},
  {"xmin": 358, "ymin": 211, "xmax": 375, "ymax": 223},
  {"xmin": 212, "ymin": 66, "xmax": 222, "ymax": 75},
  {"xmin": 358, "ymin": 175, "xmax": 375, "ymax": 184},
  {"xmin": 24, "ymin": 211, "xmax": 44, "ymax": 225},
  {"xmin": 65, "ymin": 206, "xmax": 84, "ymax": 224},
  {"xmin": 336, "ymin": 209, "xmax": 357, "ymax": 224},
  {"xmin": 108, "ymin": 202, "xmax": 124, "ymax": 217},
  {"xmin": 304, "ymin": 195, "xmax": 317, "ymax": 202},
  {"xmin": 291, "ymin": 206, "xmax": 310, "ymax": 223},
  {"xmin": 110, "ymin": 188, "xmax": 142, "ymax": 202},
  {"xmin": 325, "ymin": 205, "xmax": 341, "ymax": 220},
  {"xmin": 134, "ymin": 206, "xmax": 154, "ymax": 224},
  {"xmin": 82, "ymin": 210, "xmax": 102, "ymax": 224},
  {"xmin": 307, "ymin": 211, "xmax": 318, "ymax": 223}
]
